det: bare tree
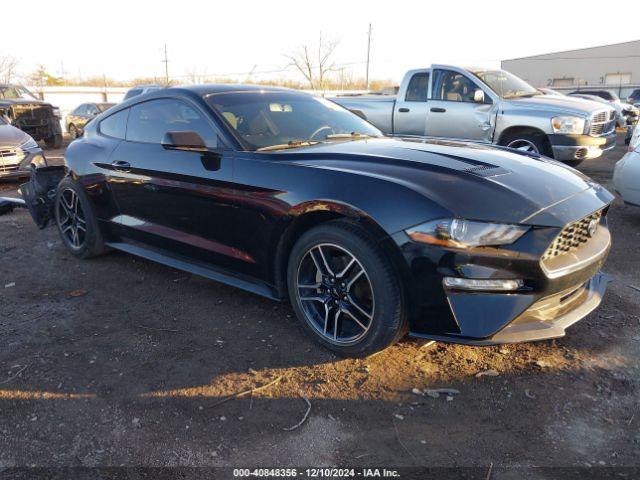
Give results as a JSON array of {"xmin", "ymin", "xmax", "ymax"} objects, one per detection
[
  {"xmin": 185, "ymin": 67, "xmax": 208, "ymax": 85},
  {"xmin": 285, "ymin": 33, "xmax": 339, "ymax": 90},
  {"xmin": 0, "ymin": 55, "xmax": 19, "ymax": 84}
]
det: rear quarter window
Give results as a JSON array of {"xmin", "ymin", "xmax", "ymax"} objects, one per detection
[{"xmin": 99, "ymin": 109, "xmax": 129, "ymax": 139}]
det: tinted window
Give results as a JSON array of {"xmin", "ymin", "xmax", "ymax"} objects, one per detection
[
  {"xmin": 433, "ymin": 70, "xmax": 480, "ymax": 102},
  {"xmin": 99, "ymin": 109, "xmax": 129, "ymax": 139},
  {"xmin": 126, "ymin": 98, "xmax": 217, "ymax": 146},
  {"xmin": 405, "ymin": 73, "xmax": 430, "ymax": 102},
  {"xmin": 206, "ymin": 91, "xmax": 382, "ymax": 151},
  {"xmin": 72, "ymin": 104, "xmax": 87, "ymax": 115}
]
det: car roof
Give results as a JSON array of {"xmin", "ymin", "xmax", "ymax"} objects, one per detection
[
  {"xmin": 106, "ymin": 84, "xmax": 306, "ymax": 115},
  {"xmin": 172, "ymin": 84, "xmax": 294, "ymax": 96}
]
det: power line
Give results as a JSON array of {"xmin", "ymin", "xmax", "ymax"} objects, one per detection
[
  {"xmin": 168, "ymin": 60, "xmax": 371, "ymax": 79},
  {"xmin": 505, "ymin": 55, "xmax": 640, "ymax": 61}
]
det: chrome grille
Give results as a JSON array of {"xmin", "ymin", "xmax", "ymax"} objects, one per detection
[
  {"xmin": 589, "ymin": 109, "xmax": 616, "ymax": 136},
  {"xmin": 0, "ymin": 148, "xmax": 22, "ymax": 172},
  {"xmin": 592, "ymin": 111, "xmax": 608, "ymax": 123},
  {"xmin": 542, "ymin": 210, "xmax": 603, "ymax": 260}
]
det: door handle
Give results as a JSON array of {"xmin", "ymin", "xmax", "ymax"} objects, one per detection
[
  {"xmin": 398, "ymin": 108, "xmax": 410, "ymax": 113},
  {"xmin": 110, "ymin": 160, "xmax": 131, "ymax": 172},
  {"xmin": 430, "ymin": 107, "xmax": 446, "ymax": 113}
]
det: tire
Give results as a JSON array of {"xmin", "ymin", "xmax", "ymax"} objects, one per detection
[
  {"xmin": 45, "ymin": 133, "xmax": 63, "ymax": 149},
  {"xmin": 68, "ymin": 124, "xmax": 78, "ymax": 139},
  {"xmin": 54, "ymin": 176, "xmax": 108, "ymax": 259},
  {"xmin": 500, "ymin": 132, "xmax": 551, "ymax": 157},
  {"xmin": 287, "ymin": 220, "xmax": 407, "ymax": 357}
]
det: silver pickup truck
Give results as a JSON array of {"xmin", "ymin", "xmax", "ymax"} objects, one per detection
[{"xmin": 333, "ymin": 65, "xmax": 617, "ymax": 162}]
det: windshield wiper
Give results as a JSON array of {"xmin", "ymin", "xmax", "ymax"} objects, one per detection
[
  {"xmin": 256, "ymin": 140, "xmax": 320, "ymax": 152},
  {"xmin": 325, "ymin": 132, "xmax": 374, "ymax": 141}
]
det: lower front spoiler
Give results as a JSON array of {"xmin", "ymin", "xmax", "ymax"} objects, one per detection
[
  {"xmin": 409, "ymin": 272, "xmax": 610, "ymax": 346},
  {"xmin": 550, "ymin": 132, "xmax": 616, "ymax": 161}
]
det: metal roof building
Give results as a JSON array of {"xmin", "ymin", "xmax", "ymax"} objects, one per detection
[{"xmin": 501, "ymin": 40, "xmax": 640, "ymax": 98}]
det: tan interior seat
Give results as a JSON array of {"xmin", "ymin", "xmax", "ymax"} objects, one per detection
[{"xmin": 222, "ymin": 111, "xmax": 238, "ymax": 129}]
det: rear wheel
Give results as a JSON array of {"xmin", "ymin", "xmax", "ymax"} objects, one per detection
[
  {"xmin": 45, "ymin": 133, "xmax": 63, "ymax": 149},
  {"xmin": 287, "ymin": 220, "xmax": 407, "ymax": 357},
  {"xmin": 55, "ymin": 177, "xmax": 108, "ymax": 259}
]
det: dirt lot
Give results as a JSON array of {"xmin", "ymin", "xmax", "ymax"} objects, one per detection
[{"xmin": 0, "ymin": 135, "xmax": 638, "ymax": 469}]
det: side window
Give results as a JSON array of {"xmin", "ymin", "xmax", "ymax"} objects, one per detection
[
  {"xmin": 99, "ymin": 108, "xmax": 129, "ymax": 139},
  {"xmin": 432, "ymin": 70, "xmax": 480, "ymax": 102},
  {"xmin": 405, "ymin": 73, "xmax": 430, "ymax": 102},
  {"xmin": 86, "ymin": 105, "xmax": 99, "ymax": 116},
  {"xmin": 126, "ymin": 98, "xmax": 217, "ymax": 147}
]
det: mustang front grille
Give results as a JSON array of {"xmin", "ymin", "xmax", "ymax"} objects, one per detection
[{"xmin": 542, "ymin": 209, "xmax": 603, "ymax": 261}]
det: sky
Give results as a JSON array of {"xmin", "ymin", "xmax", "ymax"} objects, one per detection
[{"xmin": 3, "ymin": 0, "xmax": 638, "ymax": 84}]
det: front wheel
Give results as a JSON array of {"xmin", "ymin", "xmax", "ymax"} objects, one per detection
[
  {"xmin": 287, "ymin": 220, "xmax": 407, "ymax": 357},
  {"xmin": 500, "ymin": 132, "xmax": 551, "ymax": 157},
  {"xmin": 68, "ymin": 124, "xmax": 79, "ymax": 139},
  {"xmin": 55, "ymin": 177, "xmax": 108, "ymax": 259}
]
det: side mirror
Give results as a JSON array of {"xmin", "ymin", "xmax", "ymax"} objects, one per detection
[
  {"xmin": 473, "ymin": 89, "xmax": 485, "ymax": 103},
  {"xmin": 161, "ymin": 131, "xmax": 209, "ymax": 152}
]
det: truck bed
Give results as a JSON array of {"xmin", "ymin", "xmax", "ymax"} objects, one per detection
[{"xmin": 331, "ymin": 94, "xmax": 396, "ymax": 135}]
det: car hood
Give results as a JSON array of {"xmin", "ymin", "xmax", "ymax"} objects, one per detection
[
  {"xmin": 0, "ymin": 124, "xmax": 30, "ymax": 148},
  {"xmin": 273, "ymin": 138, "xmax": 613, "ymax": 227},
  {"xmin": 504, "ymin": 94, "xmax": 610, "ymax": 116}
]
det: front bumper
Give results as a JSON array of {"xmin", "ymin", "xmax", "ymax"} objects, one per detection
[
  {"xmin": 411, "ymin": 272, "xmax": 609, "ymax": 345},
  {"xmin": 550, "ymin": 132, "xmax": 617, "ymax": 161},
  {"xmin": 0, "ymin": 149, "xmax": 45, "ymax": 179},
  {"xmin": 397, "ymin": 188, "xmax": 613, "ymax": 345}
]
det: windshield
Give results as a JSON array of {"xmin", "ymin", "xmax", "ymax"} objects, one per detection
[
  {"xmin": 205, "ymin": 91, "xmax": 382, "ymax": 151},
  {"xmin": 0, "ymin": 86, "xmax": 38, "ymax": 101},
  {"xmin": 97, "ymin": 103, "xmax": 116, "ymax": 112},
  {"xmin": 472, "ymin": 70, "xmax": 539, "ymax": 99}
]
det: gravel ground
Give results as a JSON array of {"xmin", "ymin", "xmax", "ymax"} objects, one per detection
[{"xmin": 0, "ymin": 134, "xmax": 638, "ymax": 469}]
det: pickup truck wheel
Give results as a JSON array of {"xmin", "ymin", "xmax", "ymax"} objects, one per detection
[
  {"xmin": 287, "ymin": 220, "xmax": 407, "ymax": 357},
  {"xmin": 45, "ymin": 134, "xmax": 63, "ymax": 149},
  {"xmin": 55, "ymin": 177, "xmax": 108, "ymax": 259},
  {"xmin": 501, "ymin": 133, "xmax": 550, "ymax": 157}
]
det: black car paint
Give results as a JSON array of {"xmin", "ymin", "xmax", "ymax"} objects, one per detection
[{"xmin": 41, "ymin": 86, "xmax": 613, "ymax": 344}]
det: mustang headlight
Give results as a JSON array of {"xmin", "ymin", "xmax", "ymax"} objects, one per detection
[
  {"xmin": 19, "ymin": 137, "xmax": 39, "ymax": 151},
  {"xmin": 406, "ymin": 218, "xmax": 529, "ymax": 249},
  {"xmin": 29, "ymin": 154, "xmax": 48, "ymax": 168},
  {"xmin": 551, "ymin": 115, "xmax": 586, "ymax": 134}
]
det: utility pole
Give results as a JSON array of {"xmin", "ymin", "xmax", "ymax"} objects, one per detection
[
  {"xmin": 162, "ymin": 43, "xmax": 170, "ymax": 85},
  {"xmin": 59, "ymin": 61, "xmax": 67, "ymax": 85},
  {"xmin": 365, "ymin": 23, "xmax": 372, "ymax": 90}
]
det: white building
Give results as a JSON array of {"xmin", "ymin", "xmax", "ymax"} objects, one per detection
[{"xmin": 502, "ymin": 40, "xmax": 640, "ymax": 98}]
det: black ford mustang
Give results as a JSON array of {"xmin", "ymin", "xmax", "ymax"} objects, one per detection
[{"xmin": 21, "ymin": 85, "xmax": 613, "ymax": 356}]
